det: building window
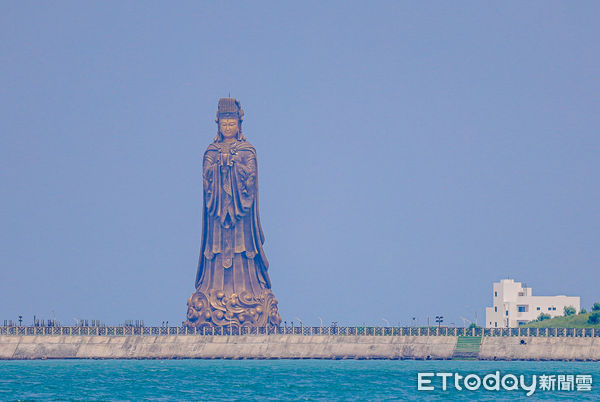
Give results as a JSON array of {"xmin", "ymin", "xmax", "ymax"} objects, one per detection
[
  {"xmin": 548, "ymin": 307, "xmax": 551, "ymax": 311},
  {"xmin": 505, "ymin": 311, "xmax": 508, "ymax": 316},
  {"xmin": 537, "ymin": 307, "xmax": 540, "ymax": 310},
  {"xmin": 494, "ymin": 307, "xmax": 497, "ymax": 312},
  {"xmin": 553, "ymin": 307, "xmax": 556, "ymax": 311},
  {"xmin": 494, "ymin": 322, "xmax": 497, "ymax": 327},
  {"xmin": 494, "ymin": 291, "xmax": 497, "ymax": 297},
  {"xmin": 518, "ymin": 292, "xmax": 525, "ymax": 296},
  {"xmin": 518, "ymin": 306, "xmax": 527, "ymax": 312}
]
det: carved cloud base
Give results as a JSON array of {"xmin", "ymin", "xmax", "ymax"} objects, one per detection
[{"xmin": 185, "ymin": 288, "xmax": 282, "ymax": 328}]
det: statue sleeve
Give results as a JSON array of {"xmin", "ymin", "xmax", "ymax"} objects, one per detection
[
  {"xmin": 231, "ymin": 149, "xmax": 257, "ymax": 220},
  {"xmin": 203, "ymin": 149, "xmax": 220, "ymax": 216}
]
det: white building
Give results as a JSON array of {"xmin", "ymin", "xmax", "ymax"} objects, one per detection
[{"xmin": 485, "ymin": 279, "xmax": 580, "ymax": 328}]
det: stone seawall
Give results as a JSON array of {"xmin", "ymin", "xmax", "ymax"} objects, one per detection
[
  {"xmin": 479, "ymin": 336, "xmax": 600, "ymax": 361},
  {"xmin": 0, "ymin": 335, "xmax": 598, "ymax": 360},
  {"xmin": 0, "ymin": 335, "xmax": 455, "ymax": 360}
]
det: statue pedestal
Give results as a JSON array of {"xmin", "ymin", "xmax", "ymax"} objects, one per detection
[{"xmin": 185, "ymin": 288, "xmax": 281, "ymax": 328}]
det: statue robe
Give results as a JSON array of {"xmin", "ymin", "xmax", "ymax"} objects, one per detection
[{"xmin": 194, "ymin": 139, "xmax": 272, "ymax": 298}]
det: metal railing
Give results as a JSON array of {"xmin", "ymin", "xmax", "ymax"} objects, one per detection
[{"xmin": 0, "ymin": 326, "xmax": 598, "ymax": 337}]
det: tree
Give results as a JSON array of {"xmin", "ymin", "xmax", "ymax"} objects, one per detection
[
  {"xmin": 580, "ymin": 308, "xmax": 587, "ymax": 314},
  {"xmin": 537, "ymin": 313, "xmax": 551, "ymax": 321},
  {"xmin": 563, "ymin": 306, "xmax": 576, "ymax": 316},
  {"xmin": 588, "ymin": 312, "xmax": 600, "ymax": 325},
  {"xmin": 468, "ymin": 323, "xmax": 481, "ymax": 329},
  {"xmin": 592, "ymin": 302, "xmax": 600, "ymax": 312}
]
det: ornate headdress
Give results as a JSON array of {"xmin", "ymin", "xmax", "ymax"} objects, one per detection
[
  {"xmin": 214, "ymin": 97, "xmax": 246, "ymax": 141},
  {"xmin": 215, "ymin": 98, "xmax": 244, "ymax": 122}
]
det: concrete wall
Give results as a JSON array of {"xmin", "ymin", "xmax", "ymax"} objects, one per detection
[
  {"xmin": 479, "ymin": 336, "xmax": 600, "ymax": 361},
  {"xmin": 1, "ymin": 335, "xmax": 598, "ymax": 360},
  {"xmin": 0, "ymin": 335, "xmax": 455, "ymax": 360}
]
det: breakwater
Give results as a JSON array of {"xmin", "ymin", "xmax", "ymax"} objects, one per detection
[
  {"xmin": 0, "ymin": 335, "xmax": 457, "ymax": 360},
  {"xmin": 1, "ymin": 328, "xmax": 599, "ymax": 360}
]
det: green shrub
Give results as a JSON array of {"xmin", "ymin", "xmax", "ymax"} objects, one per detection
[
  {"xmin": 563, "ymin": 306, "xmax": 576, "ymax": 316},
  {"xmin": 588, "ymin": 312, "xmax": 600, "ymax": 325},
  {"xmin": 592, "ymin": 302, "xmax": 600, "ymax": 312},
  {"xmin": 468, "ymin": 323, "xmax": 481, "ymax": 329},
  {"xmin": 580, "ymin": 308, "xmax": 587, "ymax": 314},
  {"xmin": 537, "ymin": 313, "xmax": 551, "ymax": 321}
]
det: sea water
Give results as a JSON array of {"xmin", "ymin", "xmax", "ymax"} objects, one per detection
[{"xmin": 0, "ymin": 359, "xmax": 597, "ymax": 400}]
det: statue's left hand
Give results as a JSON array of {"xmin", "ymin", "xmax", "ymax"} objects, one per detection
[{"xmin": 231, "ymin": 151, "xmax": 243, "ymax": 165}]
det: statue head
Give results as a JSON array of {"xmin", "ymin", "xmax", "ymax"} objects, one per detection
[{"xmin": 214, "ymin": 98, "xmax": 245, "ymax": 142}]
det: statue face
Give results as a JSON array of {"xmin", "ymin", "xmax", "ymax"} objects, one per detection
[{"xmin": 219, "ymin": 118, "xmax": 239, "ymax": 140}]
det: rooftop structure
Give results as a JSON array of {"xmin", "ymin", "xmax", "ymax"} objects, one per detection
[{"xmin": 485, "ymin": 279, "xmax": 580, "ymax": 328}]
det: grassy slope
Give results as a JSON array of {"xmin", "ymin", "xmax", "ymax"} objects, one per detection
[{"xmin": 520, "ymin": 312, "xmax": 600, "ymax": 328}]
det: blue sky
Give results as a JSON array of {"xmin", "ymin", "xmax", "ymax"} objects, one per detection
[{"xmin": 1, "ymin": 1, "xmax": 598, "ymax": 326}]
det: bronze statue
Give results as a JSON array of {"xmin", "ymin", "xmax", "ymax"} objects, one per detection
[{"xmin": 185, "ymin": 98, "xmax": 282, "ymax": 328}]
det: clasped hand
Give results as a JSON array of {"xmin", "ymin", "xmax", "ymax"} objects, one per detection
[{"xmin": 218, "ymin": 151, "xmax": 240, "ymax": 167}]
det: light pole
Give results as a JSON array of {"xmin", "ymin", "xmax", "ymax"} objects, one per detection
[
  {"xmin": 465, "ymin": 305, "xmax": 479, "ymax": 328},
  {"xmin": 435, "ymin": 316, "xmax": 444, "ymax": 329}
]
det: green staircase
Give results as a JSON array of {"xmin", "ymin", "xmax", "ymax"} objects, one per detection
[{"xmin": 453, "ymin": 336, "xmax": 482, "ymax": 359}]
